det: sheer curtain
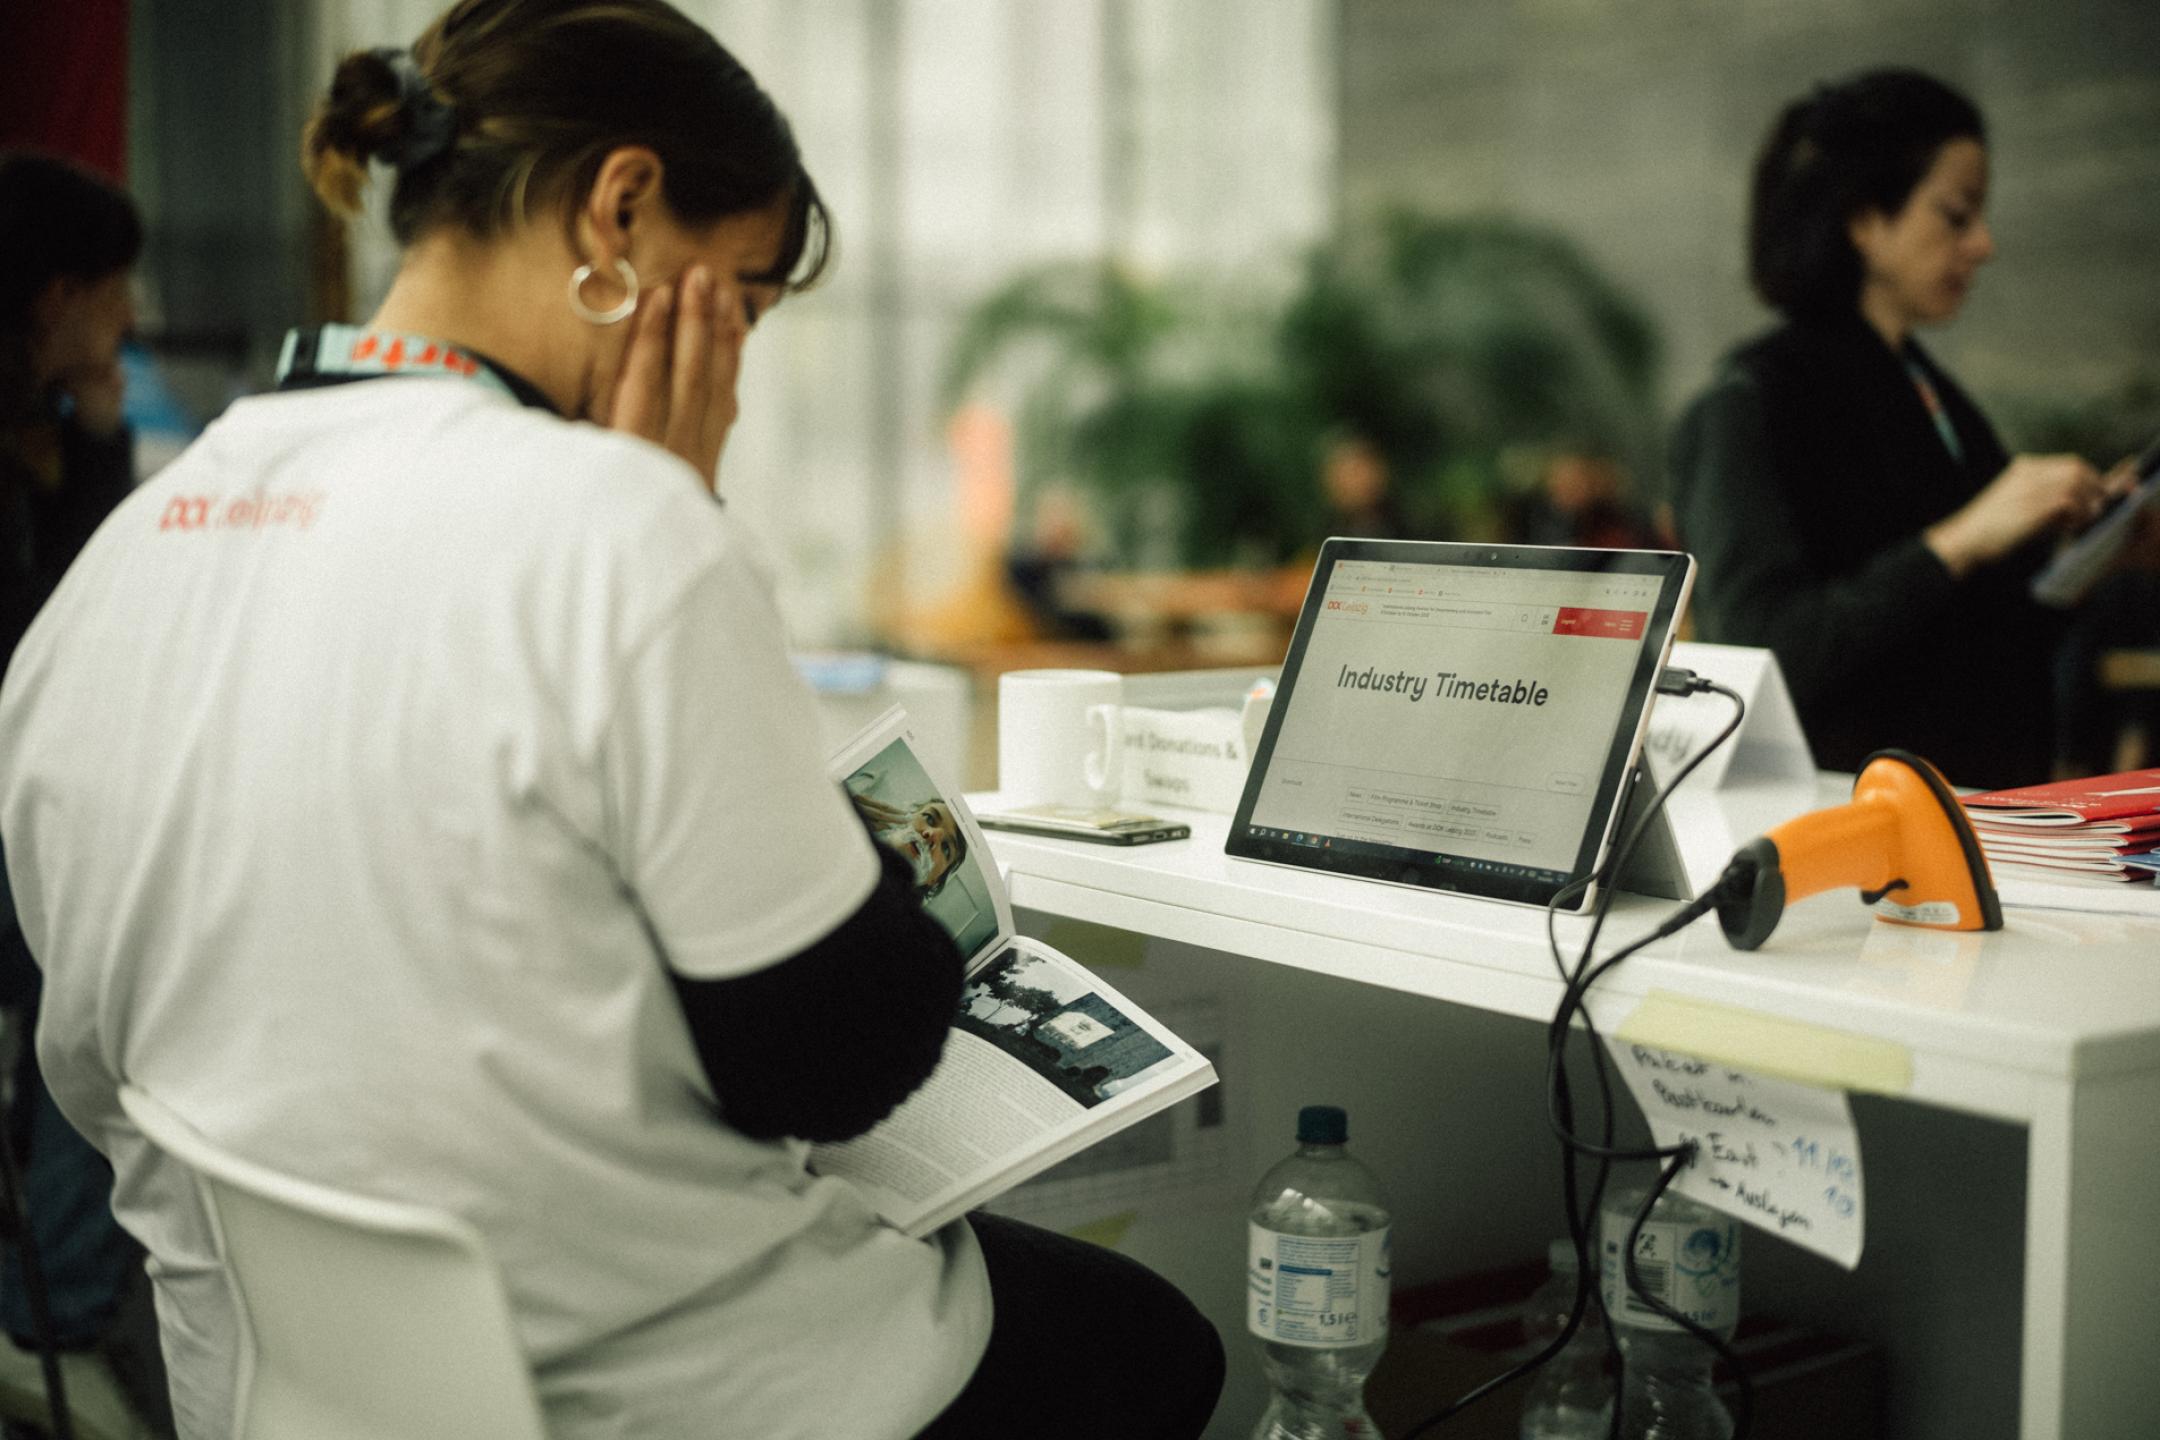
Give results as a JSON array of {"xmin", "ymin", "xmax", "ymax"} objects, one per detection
[{"xmin": 313, "ymin": 0, "xmax": 1335, "ymax": 645}]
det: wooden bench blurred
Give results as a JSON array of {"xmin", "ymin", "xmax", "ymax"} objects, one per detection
[
  {"xmin": 2100, "ymin": 649, "xmax": 2160, "ymax": 692},
  {"xmin": 2098, "ymin": 648, "xmax": 2160, "ymax": 770}
]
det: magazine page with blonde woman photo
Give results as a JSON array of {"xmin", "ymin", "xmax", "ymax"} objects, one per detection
[{"xmin": 820, "ymin": 707, "xmax": 1218, "ymax": 1236}]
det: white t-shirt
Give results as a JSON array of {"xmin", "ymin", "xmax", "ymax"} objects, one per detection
[{"xmin": 0, "ymin": 378, "xmax": 990, "ymax": 1440}]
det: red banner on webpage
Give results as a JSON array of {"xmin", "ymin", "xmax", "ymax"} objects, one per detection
[{"xmin": 1552, "ymin": 607, "xmax": 1646, "ymax": 639}]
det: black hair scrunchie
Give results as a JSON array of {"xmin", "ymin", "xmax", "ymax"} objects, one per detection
[{"xmin": 369, "ymin": 46, "xmax": 458, "ymax": 173}]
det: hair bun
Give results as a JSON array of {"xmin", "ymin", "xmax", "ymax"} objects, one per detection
[
  {"xmin": 302, "ymin": 49, "xmax": 412, "ymax": 216},
  {"xmin": 291, "ymin": 0, "xmax": 826, "ymax": 285}
]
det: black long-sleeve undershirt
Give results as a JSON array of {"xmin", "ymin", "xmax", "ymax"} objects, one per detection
[{"xmin": 667, "ymin": 822, "xmax": 964, "ymax": 1144}]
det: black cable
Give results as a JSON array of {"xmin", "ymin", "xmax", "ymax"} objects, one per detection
[
  {"xmin": 1546, "ymin": 672, "xmax": 1743, "ymax": 1202},
  {"xmin": 1566, "ymin": 684, "xmax": 1748, "ymax": 1440},
  {"xmin": 1561, "ymin": 681, "xmax": 1746, "ymax": 1440},
  {"xmin": 1546, "ymin": 679, "xmax": 1743, "ymax": 1410},
  {"xmin": 1398, "ymin": 675, "xmax": 1746, "ymax": 1439},
  {"xmin": 1551, "ymin": 890, "xmax": 1728, "ymax": 1440},
  {"xmin": 1617, "ymin": 1144, "xmax": 1758, "ymax": 1439}
]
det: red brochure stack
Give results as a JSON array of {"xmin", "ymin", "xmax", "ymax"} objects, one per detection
[{"xmin": 1960, "ymin": 768, "xmax": 2160, "ymax": 886}]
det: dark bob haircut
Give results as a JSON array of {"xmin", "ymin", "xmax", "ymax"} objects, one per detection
[
  {"xmin": 0, "ymin": 151, "xmax": 144, "ymax": 427},
  {"xmin": 1748, "ymin": 69, "xmax": 1984, "ymax": 321},
  {"xmin": 303, "ymin": 0, "xmax": 830, "ymax": 295},
  {"xmin": 0, "ymin": 151, "xmax": 143, "ymax": 337}
]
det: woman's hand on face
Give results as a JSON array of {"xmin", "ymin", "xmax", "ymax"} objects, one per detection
[
  {"xmin": 605, "ymin": 265, "xmax": 749, "ymax": 491},
  {"xmin": 1924, "ymin": 453, "xmax": 2109, "ymax": 579}
]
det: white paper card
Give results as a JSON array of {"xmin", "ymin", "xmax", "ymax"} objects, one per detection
[
  {"xmin": 1116, "ymin": 706, "xmax": 1249, "ymax": 813},
  {"xmin": 1605, "ymin": 1039, "xmax": 1865, "ymax": 1270},
  {"xmin": 1644, "ymin": 642, "xmax": 1814, "ymax": 790}
]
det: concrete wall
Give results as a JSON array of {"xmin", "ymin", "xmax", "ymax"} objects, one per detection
[
  {"xmin": 1338, "ymin": 0, "xmax": 2160, "ymax": 455},
  {"xmin": 130, "ymin": 0, "xmax": 320, "ymax": 385}
]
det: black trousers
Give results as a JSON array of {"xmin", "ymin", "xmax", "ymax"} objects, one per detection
[{"xmin": 914, "ymin": 1212, "xmax": 1225, "ymax": 1440}]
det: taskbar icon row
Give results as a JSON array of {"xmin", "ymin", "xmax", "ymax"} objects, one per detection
[
  {"xmin": 1248, "ymin": 827, "xmax": 1333, "ymax": 848},
  {"xmin": 1248, "ymin": 826, "xmax": 1567, "ymax": 887}
]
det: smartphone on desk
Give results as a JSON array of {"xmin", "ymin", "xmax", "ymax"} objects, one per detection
[{"xmin": 976, "ymin": 803, "xmax": 1192, "ymax": 846}]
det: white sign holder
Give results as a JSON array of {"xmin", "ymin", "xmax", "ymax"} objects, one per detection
[{"xmin": 1644, "ymin": 642, "xmax": 1815, "ymax": 791}]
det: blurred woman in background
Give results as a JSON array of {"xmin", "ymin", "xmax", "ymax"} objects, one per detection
[
  {"xmin": 0, "ymin": 4, "xmax": 1219, "ymax": 1438},
  {"xmin": 1, "ymin": 151, "xmax": 139, "ymax": 663},
  {"xmin": 1670, "ymin": 68, "xmax": 2144, "ymax": 787}
]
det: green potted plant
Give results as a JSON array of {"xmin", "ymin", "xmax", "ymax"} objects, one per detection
[
  {"xmin": 938, "ymin": 260, "xmax": 1317, "ymax": 567},
  {"xmin": 1278, "ymin": 210, "xmax": 1663, "ymax": 541},
  {"xmin": 939, "ymin": 210, "xmax": 1664, "ymax": 567}
]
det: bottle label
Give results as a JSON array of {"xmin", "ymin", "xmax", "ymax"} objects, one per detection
[
  {"xmin": 1601, "ymin": 1215, "xmax": 1740, "ymax": 1334},
  {"xmin": 1246, "ymin": 1223, "xmax": 1392, "ymax": 1348}
]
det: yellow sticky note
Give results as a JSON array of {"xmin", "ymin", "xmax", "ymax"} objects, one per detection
[{"xmin": 1614, "ymin": 992, "xmax": 1912, "ymax": 1096}]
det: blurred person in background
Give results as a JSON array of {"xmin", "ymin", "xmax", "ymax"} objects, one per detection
[
  {"xmin": 1317, "ymin": 431, "xmax": 1408, "ymax": 540},
  {"xmin": 1003, "ymin": 484, "xmax": 1117, "ymax": 641},
  {"xmin": 0, "ymin": 4, "xmax": 1220, "ymax": 1439},
  {"xmin": 0, "ymin": 149, "xmax": 173, "ymax": 1440},
  {"xmin": 1670, "ymin": 68, "xmax": 2151, "ymax": 787},
  {"xmin": 1501, "ymin": 448, "xmax": 1659, "ymax": 552},
  {"xmin": 2, "ymin": 151, "xmax": 138, "ymax": 658}
]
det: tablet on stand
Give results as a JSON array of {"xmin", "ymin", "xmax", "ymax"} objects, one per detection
[{"xmin": 1225, "ymin": 539, "xmax": 1697, "ymax": 914}]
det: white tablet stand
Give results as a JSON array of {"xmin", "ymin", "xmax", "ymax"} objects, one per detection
[{"xmin": 1613, "ymin": 766, "xmax": 1692, "ymax": 902}]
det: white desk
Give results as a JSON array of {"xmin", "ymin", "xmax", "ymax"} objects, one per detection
[{"xmin": 975, "ymin": 780, "xmax": 2160, "ymax": 1440}]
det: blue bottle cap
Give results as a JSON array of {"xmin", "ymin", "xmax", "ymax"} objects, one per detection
[{"xmin": 1296, "ymin": 1105, "xmax": 1347, "ymax": 1144}]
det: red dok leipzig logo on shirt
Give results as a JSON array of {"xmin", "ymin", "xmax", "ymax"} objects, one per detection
[{"xmin": 158, "ymin": 490, "xmax": 323, "ymax": 533}]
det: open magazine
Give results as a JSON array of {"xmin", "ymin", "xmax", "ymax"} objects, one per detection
[{"xmin": 813, "ymin": 706, "xmax": 1218, "ymax": 1238}]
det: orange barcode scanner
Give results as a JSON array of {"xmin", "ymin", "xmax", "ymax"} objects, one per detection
[{"xmin": 1714, "ymin": 748, "xmax": 2003, "ymax": 951}]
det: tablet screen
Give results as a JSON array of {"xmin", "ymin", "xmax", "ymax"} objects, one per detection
[{"xmin": 1227, "ymin": 540, "xmax": 1694, "ymax": 910}]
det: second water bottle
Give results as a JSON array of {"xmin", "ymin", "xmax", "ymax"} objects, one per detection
[
  {"xmin": 1600, "ymin": 1184, "xmax": 1741, "ymax": 1440},
  {"xmin": 1517, "ymin": 1237, "xmax": 1612, "ymax": 1440},
  {"xmin": 1246, "ymin": 1105, "xmax": 1392, "ymax": 1440}
]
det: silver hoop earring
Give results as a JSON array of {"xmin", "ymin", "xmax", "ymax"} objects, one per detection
[{"xmin": 568, "ymin": 257, "xmax": 638, "ymax": 326}]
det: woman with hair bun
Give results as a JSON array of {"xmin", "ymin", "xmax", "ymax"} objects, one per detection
[
  {"xmin": 1670, "ymin": 68, "xmax": 2145, "ymax": 787},
  {"xmin": 0, "ymin": 4, "xmax": 1221, "ymax": 1438}
]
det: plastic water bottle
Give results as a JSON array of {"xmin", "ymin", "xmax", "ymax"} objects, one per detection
[
  {"xmin": 1246, "ymin": 1105, "xmax": 1392, "ymax": 1440},
  {"xmin": 1599, "ymin": 1184, "xmax": 1740, "ymax": 1440},
  {"xmin": 1518, "ymin": 1238, "xmax": 1612, "ymax": 1439}
]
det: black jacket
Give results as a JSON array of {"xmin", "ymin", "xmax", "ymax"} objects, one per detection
[
  {"xmin": 1, "ymin": 422, "xmax": 135, "ymax": 1006},
  {"xmin": 1, "ymin": 422, "xmax": 134, "ymax": 669},
  {"xmin": 1670, "ymin": 315, "xmax": 2060, "ymax": 789}
]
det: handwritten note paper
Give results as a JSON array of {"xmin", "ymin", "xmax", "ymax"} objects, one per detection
[{"xmin": 1605, "ymin": 1039, "xmax": 1865, "ymax": 1270}]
